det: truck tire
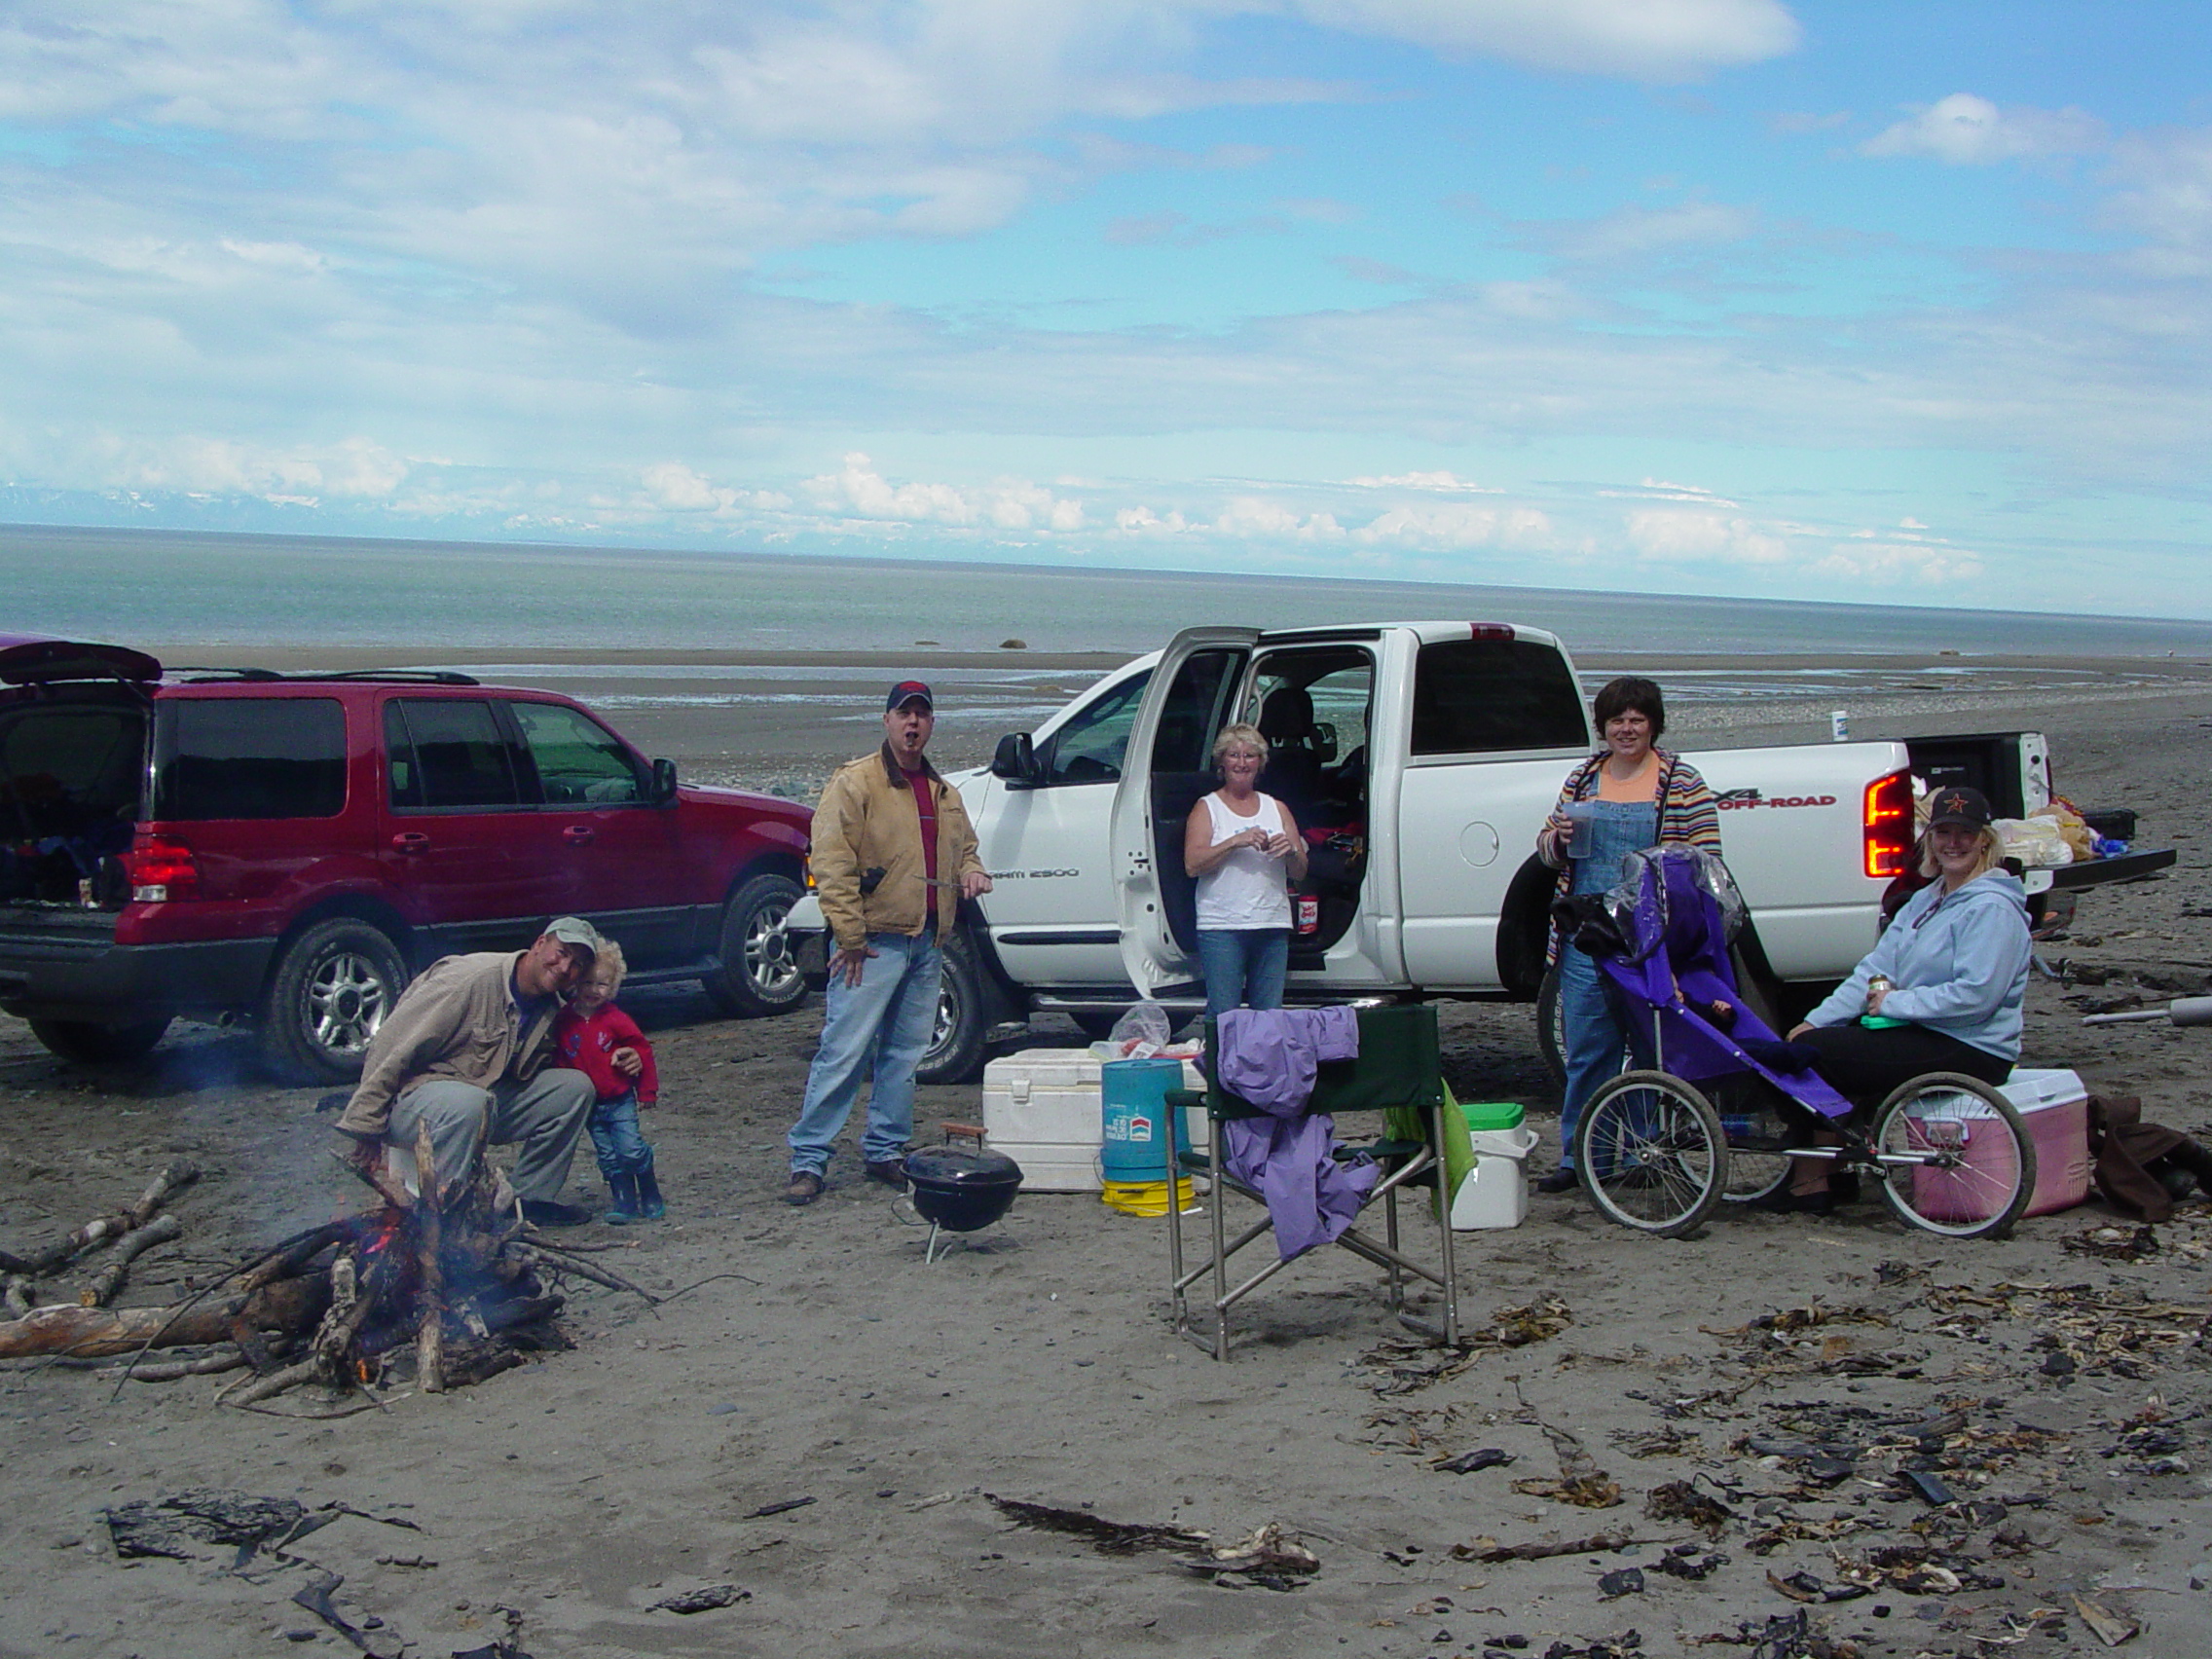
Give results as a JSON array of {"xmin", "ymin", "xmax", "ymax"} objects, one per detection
[
  {"xmin": 1536, "ymin": 965, "xmax": 1567, "ymax": 1089},
  {"xmin": 916, "ymin": 928, "xmax": 989, "ymax": 1086},
  {"xmin": 258, "ymin": 918, "xmax": 409, "ymax": 1086},
  {"xmin": 704, "ymin": 872, "xmax": 808, "ymax": 1017},
  {"xmin": 27, "ymin": 1017, "xmax": 171, "ymax": 1065}
]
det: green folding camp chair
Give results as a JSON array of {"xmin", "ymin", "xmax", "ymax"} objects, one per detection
[{"xmin": 1162, "ymin": 1003, "xmax": 1462, "ymax": 1361}]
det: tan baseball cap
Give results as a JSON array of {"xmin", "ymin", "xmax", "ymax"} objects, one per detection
[{"xmin": 542, "ymin": 916, "xmax": 604, "ymax": 956}]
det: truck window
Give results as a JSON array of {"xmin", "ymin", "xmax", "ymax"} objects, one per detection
[
  {"xmin": 386, "ymin": 700, "xmax": 527, "ymax": 810},
  {"xmin": 153, "ymin": 698, "xmax": 346, "ymax": 821},
  {"xmin": 511, "ymin": 701, "xmax": 645, "ymax": 804},
  {"xmin": 1411, "ymin": 640, "xmax": 1587, "ymax": 756},
  {"xmin": 1039, "ymin": 669, "xmax": 1153, "ymax": 785},
  {"xmin": 1151, "ymin": 651, "xmax": 1242, "ymax": 773},
  {"xmin": 1248, "ymin": 646, "xmax": 1374, "ymax": 825}
]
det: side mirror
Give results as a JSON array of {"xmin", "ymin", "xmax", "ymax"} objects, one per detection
[
  {"xmin": 990, "ymin": 732, "xmax": 1040, "ymax": 786},
  {"xmin": 650, "ymin": 757, "xmax": 679, "ymax": 803}
]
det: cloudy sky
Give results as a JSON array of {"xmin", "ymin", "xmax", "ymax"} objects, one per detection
[{"xmin": 3, "ymin": 2, "xmax": 2207, "ymax": 616}]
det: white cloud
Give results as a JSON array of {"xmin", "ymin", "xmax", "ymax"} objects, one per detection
[
  {"xmin": 1283, "ymin": 0, "xmax": 1800, "ymax": 82},
  {"xmin": 1625, "ymin": 508, "xmax": 1789, "ymax": 566},
  {"xmin": 1210, "ymin": 497, "xmax": 1345, "ymax": 540},
  {"xmin": 106, "ymin": 434, "xmax": 409, "ymax": 504},
  {"xmin": 1541, "ymin": 200, "xmax": 1759, "ymax": 262},
  {"xmin": 1346, "ymin": 470, "xmax": 1501, "ymax": 492},
  {"xmin": 808, "ymin": 453, "xmax": 1083, "ymax": 534},
  {"xmin": 1862, "ymin": 93, "xmax": 2103, "ymax": 166},
  {"xmin": 1353, "ymin": 503, "xmax": 1552, "ymax": 551},
  {"xmin": 1810, "ymin": 538, "xmax": 1983, "ymax": 585},
  {"xmin": 2102, "ymin": 126, "xmax": 2212, "ymax": 276}
]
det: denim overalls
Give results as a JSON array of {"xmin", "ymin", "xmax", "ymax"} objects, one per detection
[{"xmin": 1556, "ymin": 798, "xmax": 1659, "ymax": 1166}]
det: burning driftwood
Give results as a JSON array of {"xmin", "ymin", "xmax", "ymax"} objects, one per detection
[{"xmin": 0, "ymin": 1139, "xmax": 637, "ymax": 1406}]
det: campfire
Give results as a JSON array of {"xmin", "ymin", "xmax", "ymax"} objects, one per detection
[{"xmin": 0, "ymin": 1129, "xmax": 654, "ymax": 1409}]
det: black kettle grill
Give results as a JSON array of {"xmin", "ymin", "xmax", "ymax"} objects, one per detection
[{"xmin": 902, "ymin": 1145, "xmax": 1023, "ymax": 1261}]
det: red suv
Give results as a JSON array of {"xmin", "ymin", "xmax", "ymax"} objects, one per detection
[{"xmin": 0, "ymin": 637, "xmax": 812, "ymax": 1081}]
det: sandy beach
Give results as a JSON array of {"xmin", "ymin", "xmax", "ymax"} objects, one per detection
[{"xmin": 2, "ymin": 646, "xmax": 2208, "ymax": 1658}]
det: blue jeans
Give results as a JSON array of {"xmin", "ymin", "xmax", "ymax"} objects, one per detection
[
  {"xmin": 1196, "ymin": 928, "xmax": 1290, "ymax": 1020},
  {"xmin": 788, "ymin": 932, "xmax": 941, "ymax": 1175},
  {"xmin": 587, "ymin": 1090, "xmax": 653, "ymax": 1181},
  {"xmin": 1557, "ymin": 943, "xmax": 1631, "ymax": 1168}
]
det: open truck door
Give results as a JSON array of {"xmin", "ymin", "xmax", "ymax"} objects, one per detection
[{"xmin": 1112, "ymin": 628, "xmax": 1260, "ymax": 997}]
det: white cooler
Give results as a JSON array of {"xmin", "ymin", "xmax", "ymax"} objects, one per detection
[{"xmin": 980, "ymin": 1049, "xmax": 1208, "ymax": 1192}]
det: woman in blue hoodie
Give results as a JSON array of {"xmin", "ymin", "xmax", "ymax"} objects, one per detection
[{"xmin": 1774, "ymin": 785, "xmax": 2031, "ymax": 1211}]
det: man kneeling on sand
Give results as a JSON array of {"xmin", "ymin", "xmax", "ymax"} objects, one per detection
[{"xmin": 334, "ymin": 917, "xmax": 616, "ymax": 1229}]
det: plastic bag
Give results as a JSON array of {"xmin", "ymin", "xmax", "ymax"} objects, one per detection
[
  {"xmin": 1995, "ymin": 815, "xmax": 2072, "ymax": 867},
  {"xmin": 1102, "ymin": 1001, "xmax": 1172, "ymax": 1059}
]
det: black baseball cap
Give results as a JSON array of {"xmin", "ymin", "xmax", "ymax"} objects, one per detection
[
  {"xmin": 1926, "ymin": 786, "xmax": 1993, "ymax": 830},
  {"xmin": 886, "ymin": 681, "xmax": 934, "ymax": 713}
]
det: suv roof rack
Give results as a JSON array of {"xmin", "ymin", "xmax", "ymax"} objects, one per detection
[{"xmin": 174, "ymin": 668, "xmax": 483, "ymax": 686}]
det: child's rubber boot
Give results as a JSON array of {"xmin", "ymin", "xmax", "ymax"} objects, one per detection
[
  {"xmin": 635, "ymin": 1161, "xmax": 666, "ymax": 1221},
  {"xmin": 604, "ymin": 1173, "xmax": 641, "ymax": 1225}
]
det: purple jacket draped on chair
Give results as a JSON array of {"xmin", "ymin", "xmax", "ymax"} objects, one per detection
[{"xmin": 1215, "ymin": 1007, "xmax": 1376, "ymax": 1259}]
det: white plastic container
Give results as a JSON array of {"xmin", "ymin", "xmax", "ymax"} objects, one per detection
[
  {"xmin": 980, "ymin": 1049, "xmax": 1207, "ymax": 1192},
  {"xmin": 1450, "ymin": 1124, "xmax": 1538, "ymax": 1230}
]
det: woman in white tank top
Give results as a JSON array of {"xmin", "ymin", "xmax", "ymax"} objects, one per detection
[{"xmin": 1183, "ymin": 721, "xmax": 1309, "ymax": 1018}]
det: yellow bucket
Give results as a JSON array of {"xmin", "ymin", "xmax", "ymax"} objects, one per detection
[{"xmin": 1099, "ymin": 1177, "xmax": 1198, "ymax": 1217}]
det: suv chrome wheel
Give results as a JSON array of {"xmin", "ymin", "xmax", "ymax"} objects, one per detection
[
  {"xmin": 704, "ymin": 872, "xmax": 808, "ymax": 1016},
  {"xmin": 306, "ymin": 948, "xmax": 393, "ymax": 1055},
  {"xmin": 260, "ymin": 917, "xmax": 410, "ymax": 1085}
]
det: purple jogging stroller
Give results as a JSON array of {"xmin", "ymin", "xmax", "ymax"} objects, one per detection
[{"xmin": 1569, "ymin": 846, "xmax": 2037, "ymax": 1239}]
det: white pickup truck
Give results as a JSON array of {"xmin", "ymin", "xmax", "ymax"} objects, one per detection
[{"xmin": 790, "ymin": 621, "xmax": 2170, "ymax": 1082}]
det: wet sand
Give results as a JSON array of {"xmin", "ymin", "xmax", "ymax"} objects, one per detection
[{"xmin": 1, "ymin": 649, "xmax": 2208, "ymax": 1657}]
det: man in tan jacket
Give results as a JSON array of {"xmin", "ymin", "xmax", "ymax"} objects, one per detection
[
  {"xmin": 785, "ymin": 682, "xmax": 990, "ymax": 1204},
  {"xmin": 336, "ymin": 916, "xmax": 613, "ymax": 1227}
]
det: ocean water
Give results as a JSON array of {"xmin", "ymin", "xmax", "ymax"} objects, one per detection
[{"xmin": 8, "ymin": 522, "xmax": 2212, "ymax": 662}]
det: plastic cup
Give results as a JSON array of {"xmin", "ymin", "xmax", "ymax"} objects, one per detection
[{"xmin": 1562, "ymin": 799, "xmax": 1598, "ymax": 859}]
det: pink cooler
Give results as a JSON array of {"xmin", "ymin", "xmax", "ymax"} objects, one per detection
[
  {"xmin": 2004, "ymin": 1068, "xmax": 2093, "ymax": 1217},
  {"xmin": 1907, "ymin": 1068, "xmax": 2089, "ymax": 1223}
]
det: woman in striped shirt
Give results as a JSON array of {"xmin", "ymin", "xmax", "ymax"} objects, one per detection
[{"xmin": 1532, "ymin": 677, "xmax": 1722, "ymax": 1193}]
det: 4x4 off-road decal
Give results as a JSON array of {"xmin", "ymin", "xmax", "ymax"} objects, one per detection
[{"xmin": 1714, "ymin": 788, "xmax": 1838, "ymax": 810}]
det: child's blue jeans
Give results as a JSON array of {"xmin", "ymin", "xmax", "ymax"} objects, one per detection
[{"xmin": 587, "ymin": 1090, "xmax": 655, "ymax": 1180}]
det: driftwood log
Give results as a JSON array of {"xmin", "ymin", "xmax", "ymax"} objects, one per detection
[{"xmin": 0, "ymin": 1275, "xmax": 326, "ymax": 1359}]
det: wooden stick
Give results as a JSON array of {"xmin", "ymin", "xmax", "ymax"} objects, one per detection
[
  {"xmin": 0, "ymin": 1275, "xmax": 324, "ymax": 1359},
  {"xmin": 223, "ymin": 1356, "xmax": 326, "ymax": 1408},
  {"xmin": 79, "ymin": 1214, "xmax": 181, "ymax": 1308},
  {"xmin": 330, "ymin": 1149, "xmax": 413, "ymax": 1213},
  {"xmin": 414, "ymin": 1123, "xmax": 445, "ymax": 1395},
  {"xmin": 0, "ymin": 1161, "xmax": 198, "ymax": 1277},
  {"xmin": 521, "ymin": 1244, "xmax": 661, "ymax": 1304},
  {"xmin": 129, "ymin": 1161, "xmax": 200, "ymax": 1229},
  {"xmin": 129, "ymin": 1346, "xmax": 253, "ymax": 1382}
]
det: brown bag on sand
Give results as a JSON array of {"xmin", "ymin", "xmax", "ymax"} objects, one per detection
[{"xmin": 2085, "ymin": 1093, "xmax": 2200, "ymax": 1222}]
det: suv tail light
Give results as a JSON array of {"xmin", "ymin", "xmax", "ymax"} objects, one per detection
[
  {"xmin": 125, "ymin": 834, "xmax": 201, "ymax": 903},
  {"xmin": 1862, "ymin": 769, "xmax": 1913, "ymax": 879}
]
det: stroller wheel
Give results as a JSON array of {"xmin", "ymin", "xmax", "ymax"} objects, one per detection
[
  {"xmin": 1574, "ymin": 1070, "xmax": 1726, "ymax": 1236},
  {"xmin": 1870, "ymin": 1074, "xmax": 2037, "ymax": 1239},
  {"xmin": 1718, "ymin": 1102, "xmax": 1792, "ymax": 1204}
]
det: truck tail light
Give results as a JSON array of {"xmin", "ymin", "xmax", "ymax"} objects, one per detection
[
  {"xmin": 802, "ymin": 855, "xmax": 815, "ymax": 891},
  {"xmin": 1467, "ymin": 623, "xmax": 1515, "ymax": 642},
  {"xmin": 1862, "ymin": 769, "xmax": 1913, "ymax": 880},
  {"xmin": 124, "ymin": 834, "xmax": 201, "ymax": 903}
]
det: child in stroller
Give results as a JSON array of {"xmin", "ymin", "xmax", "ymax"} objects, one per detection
[{"xmin": 1561, "ymin": 845, "xmax": 2038, "ymax": 1239}]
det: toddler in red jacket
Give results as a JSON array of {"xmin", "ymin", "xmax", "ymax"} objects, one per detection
[{"xmin": 553, "ymin": 940, "xmax": 664, "ymax": 1223}]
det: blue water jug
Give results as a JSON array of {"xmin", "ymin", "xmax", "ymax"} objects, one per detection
[{"xmin": 1099, "ymin": 1057, "xmax": 1193, "ymax": 1184}]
